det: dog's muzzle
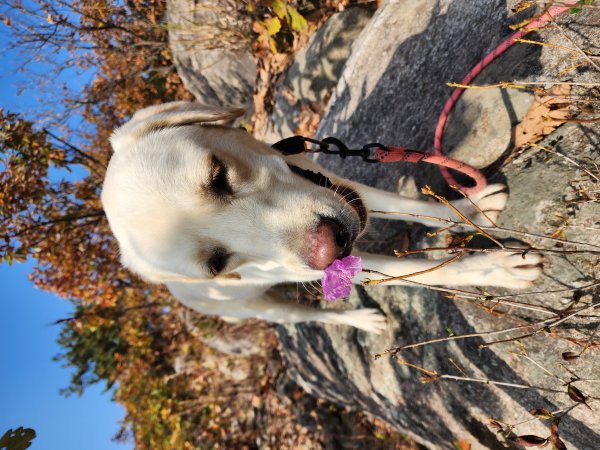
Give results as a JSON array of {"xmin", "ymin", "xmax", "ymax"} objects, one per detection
[{"xmin": 287, "ymin": 165, "xmax": 367, "ymax": 232}]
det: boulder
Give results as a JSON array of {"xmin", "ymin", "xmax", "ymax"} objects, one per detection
[
  {"xmin": 260, "ymin": 5, "xmax": 375, "ymax": 142},
  {"xmin": 169, "ymin": 0, "xmax": 600, "ymax": 447},
  {"xmin": 167, "ymin": 0, "xmax": 256, "ymax": 107},
  {"xmin": 277, "ymin": 1, "xmax": 600, "ymax": 449}
]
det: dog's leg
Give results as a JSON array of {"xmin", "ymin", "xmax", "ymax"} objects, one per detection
[
  {"xmin": 350, "ymin": 181, "xmax": 508, "ymax": 228},
  {"xmin": 285, "ymin": 154, "xmax": 506, "ymax": 227},
  {"xmin": 355, "ymin": 251, "xmax": 542, "ymax": 289},
  {"xmin": 167, "ymin": 281, "xmax": 387, "ymax": 333}
]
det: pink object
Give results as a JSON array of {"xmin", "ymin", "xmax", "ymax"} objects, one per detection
[
  {"xmin": 321, "ymin": 255, "xmax": 362, "ymax": 301},
  {"xmin": 374, "ymin": 146, "xmax": 488, "ymax": 194},
  {"xmin": 432, "ymin": 2, "xmax": 575, "ymax": 195}
]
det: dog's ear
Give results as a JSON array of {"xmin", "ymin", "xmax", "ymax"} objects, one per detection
[{"xmin": 110, "ymin": 101, "xmax": 245, "ymax": 151}]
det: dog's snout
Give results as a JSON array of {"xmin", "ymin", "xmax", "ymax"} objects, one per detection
[{"xmin": 306, "ymin": 219, "xmax": 353, "ymax": 270}]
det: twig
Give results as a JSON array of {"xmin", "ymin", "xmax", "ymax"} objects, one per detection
[
  {"xmin": 421, "ymin": 186, "xmax": 505, "ymax": 247},
  {"xmin": 479, "ymin": 224, "xmax": 600, "ymax": 249},
  {"xmin": 362, "ymin": 253, "xmax": 464, "ymax": 286},
  {"xmin": 370, "ymin": 210, "xmax": 600, "ymax": 250},
  {"xmin": 550, "ymin": 16, "xmax": 600, "ymax": 73},
  {"xmin": 369, "ymin": 210, "xmax": 455, "ymax": 225},
  {"xmin": 374, "ymin": 301, "xmax": 600, "ymax": 358},
  {"xmin": 514, "ymin": 37, "xmax": 600, "ymax": 59},
  {"xmin": 447, "ymin": 80, "xmax": 600, "ymax": 88},
  {"xmin": 362, "ymin": 270, "xmax": 600, "ymax": 315},
  {"xmin": 373, "ymin": 317, "xmax": 557, "ymax": 358},
  {"xmin": 451, "ymin": 185, "xmax": 498, "ymax": 227},
  {"xmin": 394, "ymin": 245, "xmax": 600, "ymax": 256},
  {"xmin": 432, "ymin": 374, "xmax": 565, "ymax": 394},
  {"xmin": 480, "ymin": 301, "xmax": 600, "ymax": 348},
  {"xmin": 531, "ymin": 142, "xmax": 600, "ymax": 183},
  {"xmin": 517, "ymin": 353, "xmax": 568, "ymax": 384},
  {"xmin": 43, "ymin": 128, "xmax": 107, "ymax": 169}
]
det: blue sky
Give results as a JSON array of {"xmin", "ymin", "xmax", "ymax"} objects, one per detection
[
  {"xmin": 0, "ymin": 10, "xmax": 130, "ymax": 450},
  {"xmin": 0, "ymin": 262, "xmax": 128, "ymax": 450}
]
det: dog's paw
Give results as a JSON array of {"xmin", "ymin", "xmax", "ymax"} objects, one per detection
[
  {"xmin": 449, "ymin": 184, "xmax": 508, "ymax": 228},
  {"xmin": 336, "ymin": 308, "xmax": 387, "ymax": 334},
  {"xmin": 461, "ymin": 250, "xmax": 543, "ymax": 289}
]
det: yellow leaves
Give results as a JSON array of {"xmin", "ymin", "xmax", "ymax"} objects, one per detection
[
  {"xmin": 251, "ymin": 0, "xmax": 309, "ymax": 53},
  {"xmin": 514, "ymin": 84, "xmax": 572, "ymax": 148},
  {"xmin": 254, "ymin": 17, "xmax": 282, "ymax": 53},
  {"xmin": 454, "ymin": 439, "xmax": 472, "ymax": 450},
  {"xmin": 264, "ymin": 16, "xmax": 281, "ymax": 36}
]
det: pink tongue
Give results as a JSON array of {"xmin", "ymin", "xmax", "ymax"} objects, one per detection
[{"xmin": 307, "ymin": 221, "xmax": 341, "ymax": 270}]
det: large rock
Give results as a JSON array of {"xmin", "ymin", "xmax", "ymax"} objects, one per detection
[
  {"xmin": 277, "ymin": 1, "xmax": 600, "ymax": 449},
  {"xmin": 260, "ymin": 6, "xmax": 375, "ymax": 142},
  {"xmin": 167, "ymin": 0, "xmax": 256, "ymax": 107}
]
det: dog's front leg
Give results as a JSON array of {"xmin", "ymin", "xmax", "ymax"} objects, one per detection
[
  {"xmin": 355, "ymin": 251, "xmax": 541, "ymax": 289},
  {"xmin": 349, "ymin": 181, "xmax": 508, "ymax": 228},
  {"xmin": 167, "ymin": 281, "xmax": 387, "ymax": 333}
]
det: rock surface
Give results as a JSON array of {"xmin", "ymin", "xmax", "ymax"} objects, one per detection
[
  {"xmin": 260, "ymin": 5, "xmax": 375, "ymax": 143},
  {"xmin": 278, "ymin": 1, "xmax": 600, "ymax": 449},
  {"xmin": 167, "ymin": 0, "xmax": 256, "ymax": 107},
  {"xmin": 171, "ymin": 1, "xmax": 600, "ymax": 448}
]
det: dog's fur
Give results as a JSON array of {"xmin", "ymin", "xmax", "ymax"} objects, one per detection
[{"xmin": 101, "ymin": 102, "xmax": 541, "ymax": 333}]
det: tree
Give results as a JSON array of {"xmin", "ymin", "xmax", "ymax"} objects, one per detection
[{"xmin": 2, "ymin": 1, "xmax": 399, "ymax": 448}]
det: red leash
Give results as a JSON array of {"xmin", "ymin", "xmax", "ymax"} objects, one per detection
[
  {"xmin": 430, "ymin": 1, "xmax": 575, "ymax": 194},
  {"xmin": 275, "ymin": 3, "xmax": 575, "ymax": 195}
]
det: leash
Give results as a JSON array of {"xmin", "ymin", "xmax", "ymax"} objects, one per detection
[
  {"xmin": 273, "ymin": 2, "xmax": 575, "ymax": 195},
  {"xmin": 272, "ymin": 135, "xmax": 488, "ymax": 191}
]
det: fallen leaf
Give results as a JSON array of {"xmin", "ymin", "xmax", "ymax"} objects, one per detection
[
  {"xmin": 529, "ymin": 408, "xmax": 555, "ymax": 420},
  {"xmin": 508, "ymin": 435, "xmax": 548, "ymax": 447},
  {"xmin": 561, "ymin": 351, "xmax": 580, "ymax": 361},
  {"xmin": 567, "ymin": 384, "xmax": 591, "ymax": 408},
  {"xmin": 454, "ymin": 438, "xmax": 472, "ymax": 450},
  {"xmin": 514, "ymin": 84, "xmax": 572, "ymax": 148}
]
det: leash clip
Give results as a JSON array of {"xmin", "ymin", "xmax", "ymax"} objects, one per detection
[
  {"xmin": 317, "ymin": 137, "xmax": 381, "ymax": 163},
  {"xmin": 271, "ymin": 136, "xmax": 384, "ymax": 163}
]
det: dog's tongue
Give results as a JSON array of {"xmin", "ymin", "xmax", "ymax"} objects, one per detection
[{"xmin": 321, "ymin": 255, "xmax": 362, "ymax": 301}]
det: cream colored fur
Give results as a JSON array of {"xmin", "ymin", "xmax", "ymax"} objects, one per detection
[{"xmin": 101, "ymin": 102, "xmax": 541, "ymax": 334}]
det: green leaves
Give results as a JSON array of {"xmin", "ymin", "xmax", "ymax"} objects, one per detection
[
  {"xmin": 0, "ymin": 427, "xmax": 36, "ymax": 450},
  {"xmin": 251, "ymin": 0, "xmax": 308, "ymax": 53}
]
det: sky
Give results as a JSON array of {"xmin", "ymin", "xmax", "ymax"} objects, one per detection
[{"xmin": 0, "ymin": 9, "xmax": 131, "ymax": 450}]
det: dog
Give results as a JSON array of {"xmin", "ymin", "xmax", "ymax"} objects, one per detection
[{"xmin": 101, "ymin": 101, "xmax": 542, "ymax": 334}]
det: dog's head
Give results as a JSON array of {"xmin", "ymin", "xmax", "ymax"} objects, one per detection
[{"xmin": 101, "ymin": 101, "xmax": 367, "ymax": 284}]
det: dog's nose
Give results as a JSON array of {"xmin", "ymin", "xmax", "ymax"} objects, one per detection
[{"xmin": 307, "ymin": 219, "xmax": 352, "ymax": 270}]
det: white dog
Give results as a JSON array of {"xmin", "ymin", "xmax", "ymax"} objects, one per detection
[{"xmin": 101, "ymin": 101, "xmax": 541, "ymax": 334}]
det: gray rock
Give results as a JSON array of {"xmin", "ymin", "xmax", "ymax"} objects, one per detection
[
  {"xmin": 260, "ymin": 6, "xmax": 374, "ymax": 142},
  {"xmin": 167, "ymin": 0, "xmax": 256, "ymax": 107},
  {"xmin": 277, "ymin": 1, "xmax": 600, "ymax": 449}
]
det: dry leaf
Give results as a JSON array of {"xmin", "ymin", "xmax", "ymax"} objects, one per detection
[
  {"xmin": 514, "ymin": 84, "xmax": 572, "ymax": 148},
  {"xmin": 508, "ymin": 435, "xmax": 548, "ymax": 447},
  {"xmin": 561, "ymin": 351, "xmax": 580, "ymax": 361},
  {"xmin": 455, "ymin": 439, "xmax": 472, "ymax": 450},
  {"xmin": 529, "ymin": 408, "xmax": 555, "ymax": 420}
]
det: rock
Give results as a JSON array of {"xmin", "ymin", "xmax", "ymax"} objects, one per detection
[
  {"xmin": 276, "ymin": 1, "xmax": 600, "ymax": 449},
  {"xmin": 260, "ymin": 6, "xmax": 375, "ymax": 143},
  {"xmin": 167, "ymin": 0, "xmax": 256, "ymax": 107}
]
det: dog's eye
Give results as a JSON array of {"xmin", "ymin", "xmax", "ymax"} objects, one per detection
[
  {"xmin": 207, "ymin": 249, "xmax": 230, "ymax": 276},
  {"xmin": 209, "ymin": 155, "xmax": 233, "ymax": 197}
]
